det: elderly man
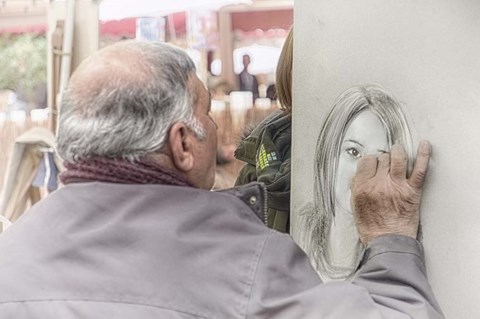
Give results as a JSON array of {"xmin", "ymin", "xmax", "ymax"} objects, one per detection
[{"xmin": 0, "ymin": 41, "xmax": 442, "ymax": 318}]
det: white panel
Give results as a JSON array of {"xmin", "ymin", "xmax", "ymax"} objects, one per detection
[{"xmin": 292, "ymin": 0, "xmax": 480, "ymax": 317}]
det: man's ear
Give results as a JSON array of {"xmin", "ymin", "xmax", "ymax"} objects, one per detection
[{"xmin": 167, "ymin": 122, "xmax": 194, "ymax": 173}]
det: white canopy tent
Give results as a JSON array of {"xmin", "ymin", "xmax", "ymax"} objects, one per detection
[
  {"xmin": 210, "ymin": 44, "xmax": 282, "ymax": 75},
  {"xmin": 233, "ymin": 44, "xmax": 282, "ymax": 74},
  {"xmin": 99, "ymin": 0, "xmax": 252, "ymax": 21}
]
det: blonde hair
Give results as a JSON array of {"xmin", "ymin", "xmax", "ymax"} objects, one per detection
[{"xmin": 275, "ymin": 27, "xmax": 293, "ymax": 112}]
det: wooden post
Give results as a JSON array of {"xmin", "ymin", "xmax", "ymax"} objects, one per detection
[{"xmin": 49, "ymin": 20, "xmax": 64, "ymax": 133}]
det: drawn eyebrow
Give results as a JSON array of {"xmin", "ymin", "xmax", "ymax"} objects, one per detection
[{"xmin": 344, "ymin": 139, "xmax": 364, "ymax": 148}]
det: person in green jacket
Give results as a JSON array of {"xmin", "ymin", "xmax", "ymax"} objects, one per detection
[{"xmin": 234, "ymin": 28, "xmax": 293, "ymax": 233}]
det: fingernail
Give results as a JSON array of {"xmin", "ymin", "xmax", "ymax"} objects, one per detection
[{"xmin": 420, "ymin": 140, "xmax": 431, "ymax": 154}]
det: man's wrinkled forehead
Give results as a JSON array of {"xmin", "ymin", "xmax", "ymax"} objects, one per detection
[{"xmin": 187, "ymin": 72, "xmax": 208, "ymax": 104}]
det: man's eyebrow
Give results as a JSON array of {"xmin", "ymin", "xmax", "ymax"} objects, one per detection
[{"xmin": 344, "ymin": 139, "xmax": 365, "ymax": 148}]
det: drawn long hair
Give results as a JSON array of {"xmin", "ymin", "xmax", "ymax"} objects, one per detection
[{"xmin": 299, "ymin": 84, "xmax": 413, "ymax": 280}]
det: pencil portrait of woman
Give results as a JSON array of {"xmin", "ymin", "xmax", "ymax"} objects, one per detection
[{"xmin": 295, "ymin": 84, "xmax": 414, "ymax": 281}]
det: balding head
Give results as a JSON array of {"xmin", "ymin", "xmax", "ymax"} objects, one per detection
[
  {"xmin": 56, "ymin": 41, "xmax": 204, "ymax": 162},
  {"xmin": 68, "ymin": 44, "xmax": 153, "ymax": 115}
]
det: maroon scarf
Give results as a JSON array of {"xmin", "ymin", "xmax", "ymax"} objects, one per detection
[{"xmin": 60, "ymin": 157, "xmax": 195, "ymax": 187}]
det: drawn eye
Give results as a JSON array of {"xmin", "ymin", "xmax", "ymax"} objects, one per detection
[{"xmin": 346, "ymin": 147, "xmax": 362, "ymax": 158}]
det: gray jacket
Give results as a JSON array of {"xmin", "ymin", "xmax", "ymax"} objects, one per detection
[{"xmin": 0, "ymin": 182, "xmax": 443, "ymax": 318}]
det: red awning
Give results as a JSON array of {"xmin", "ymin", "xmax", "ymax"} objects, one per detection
[
  {"xmin": 231, "ymin": 9, "xmax": 292, "ymax": 32},
  {"xmin": 0, "ymin": 8, "xmax": 291, "ymax": 37},
  {"xmin": 0, "ymin": 16, "xmax": 186, "ymax": 38},
  {"xmin": 0, "ymin": 21, "xmax": 138, "ymax": 37},
  {"xmin": 0, "ymin": 19, "xmax": 138, "ymax": 37},
  {"xmin": 99, "ymin": 18, "xmax": 136, "ymax": 37}
]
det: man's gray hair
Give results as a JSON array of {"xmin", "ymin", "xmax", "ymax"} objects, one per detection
[{"xmin": 56, "ymin": 40, "xmax": 205, "ymax": 162}]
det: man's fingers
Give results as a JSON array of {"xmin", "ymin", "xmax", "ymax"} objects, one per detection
[
  {"xmin": 407, "ymin": 140, "xmax": 431, "ymax": 189},
  {"xmin": 354, "ymin": 155, "xmax": 377, "ymax": 184},
  {"xmin": 376, "ymin": 152, "xmax": 391, "ymax": 178},
  {"xmin": 390, "ymin": 144, "xmax": 407, "ymax": 181}
]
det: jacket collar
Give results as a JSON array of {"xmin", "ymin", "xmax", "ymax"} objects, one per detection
[{"xmin": 216, "ymin": 182, "xmax": 268, "ymax": 225}]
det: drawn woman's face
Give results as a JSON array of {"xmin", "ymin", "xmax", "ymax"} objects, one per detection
[{"xmin": 335, "ymin": 110, "xmax": 389, "ymax": 215}]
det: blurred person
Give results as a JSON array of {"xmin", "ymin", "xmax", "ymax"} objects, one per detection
[
  {"xmin": 266, "ymin": 83, "xmax": 277, "ymax": 101},
  {"xmin": 6, "ymin": 89, "xmax": 28, "ymax": 113},
  {"xmin": 0, "ymin": 40, "xmax": 443, "ymax": 319},
  {"xmin": 237, "ymin": 53, "xmax": 259, "ymax": 100},
  {"xmin": 235, "ymin": 27, "xmax": 293, "ymax": 233}
]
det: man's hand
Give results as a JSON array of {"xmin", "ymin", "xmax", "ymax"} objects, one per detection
[{"xmin": 351, "ymin": 141, "xmax": 431, "ymax": 244}]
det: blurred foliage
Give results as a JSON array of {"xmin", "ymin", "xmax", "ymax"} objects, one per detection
[{"xmin": 0, "ymin": 34, "xmax": 47, "ymax": 102}]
